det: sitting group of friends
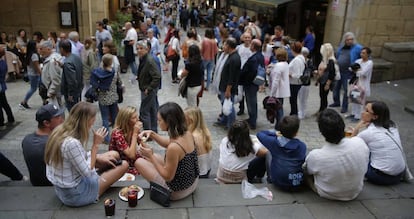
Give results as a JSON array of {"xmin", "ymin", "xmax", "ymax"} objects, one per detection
[{"xmin": 18, "ymin": 99, "xmax": 410, "ymax": 207}]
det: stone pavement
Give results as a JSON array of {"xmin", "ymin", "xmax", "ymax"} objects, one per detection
[{"xmin": 1, "ymin": 57, "xmax": 414, "ymax": 218}]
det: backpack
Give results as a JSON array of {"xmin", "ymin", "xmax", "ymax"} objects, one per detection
[
  {"xmin": 300, "ymin": 60, "xmax": 312, "ymax": 85},
  {"xmin": 253, "ymin": 65, "xmax": 266, "ymax": 86}
]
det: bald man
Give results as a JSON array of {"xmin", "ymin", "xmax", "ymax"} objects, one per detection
[{"xmin": 238, "ymin": 39, "xmax": 264, "ymax": 129}]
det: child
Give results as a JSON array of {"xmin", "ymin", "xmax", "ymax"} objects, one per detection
[
  {"xmin": 256, "ymin": 115, "xmax": 307, "ymax": 190},
  {"xmin": 216, "ymin": 120, "xmax": 268, "ymax": 184}
]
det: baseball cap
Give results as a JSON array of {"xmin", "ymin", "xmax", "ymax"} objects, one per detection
[{"xmin": 36, "ymin": 104, "xmax": 65, "ymax": 123}]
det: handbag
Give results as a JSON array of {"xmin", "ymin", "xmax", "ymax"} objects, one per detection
[
  {"xmin": 253, "ymin": 65, "xmax": 266, "ymax": 86},
  {"xmin": 178, "ymin": 76, "xmax": 188, "ymax": 98},
  {"xmin": 149, "ymin": 181, "xmax": 171, "ymax": 207},
  {"xmin": 300, "ymin": 60, "xmax": 312, "ymax": 85},
  {"xmin": 166, "ymin": 44, "xmax": 178, "ymax": 61},
  {"xmin": 38, "ymin": 82, "xmax": 48, "ymax": 100},
  {"xmin": 385, "ymin": 132, "xmax": 414, "ymax": 182},
  {"xmin": 116, "ymin": 76, "xmax": 124, "ymax": 103},
  {"xmin": 349, "ymin": 79, "xmax": 365, "ymax": 104}
]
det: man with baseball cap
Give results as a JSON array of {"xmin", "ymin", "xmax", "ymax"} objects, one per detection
[{"xmin": 22, "ymin": 104, "xmax": 64, "ymax": 186}]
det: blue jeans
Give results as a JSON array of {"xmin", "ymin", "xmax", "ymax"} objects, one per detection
[
  {"xmin": 99, "ymin": 102, "xmax": 118, "ymax": 142},
  {"xmin": 129, "ymin": 61, "xmax": 137, "ymax": 76},
  {"xmin": 244, "ymin": 84, "xmax": 258, "ymax": 127},
  {"xmin": 55, "ymin": 175, "xmax": 99, "ymax": 207},
  {"xmin": 24, "ymin": 75, "xmax": 40, "ymax": 102},
  {"xmin": 219, "ymin": 91, "xmax": 235, "ymax": 129},
  {"xmin": 65, "ymin": 94, "xmax": 81, "ymax": 113},
  {"xmin": 203, "ymin": 60, "xmax": 214, "ymax": 89},
  {"xmin": 289, "ymin": 84, "xmax": 302, "ymax": 115},
  {"xmin": 140, "ymin": 89, "xmax": 158, "ymax": 132},
  {"xmin": 275, "ymin": 98, "xmax": 284, "ymax": 130},
  {"xmin": 366, "ymin": 164, "xmax": 404, "ymax": 186},
  {"xmin": 332, "ymin": 72, "xmax": 350, "ymax": 112}
]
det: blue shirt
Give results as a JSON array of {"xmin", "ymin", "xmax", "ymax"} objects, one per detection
[
  {"xmin": 0, "ymin": 58, "xmax": 7, "ymax": 92},
  {"xmin": 257, "ymin": 130, "xmax": 307, "ymax": 189},
  {"xmin": 303, "ymin": 33, "xmax": 315, "ymax": 52}
]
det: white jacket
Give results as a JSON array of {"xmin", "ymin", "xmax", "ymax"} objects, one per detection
[
  {"xmin": 289, "ymin": 54, "xmax": 306, "ymax": 85},
  {"xmin": 270, "ymin": 61, "xmax": 290, "ymax": 98}
]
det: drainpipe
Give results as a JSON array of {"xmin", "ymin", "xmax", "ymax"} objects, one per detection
[
  {"xmin": 340, "ymin": 0, "xmax": 349, "ymax": 43},
  {"xmin": 73, "ymin": 0, "xmax": 80, "ymax": 33},
  {"xmin": 88, "ymin": 0, "xmax": 93, "ymax": 37}
]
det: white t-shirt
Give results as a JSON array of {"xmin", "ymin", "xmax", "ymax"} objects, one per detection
[
  {"xmin": 237, "ymin": 44, "xmax": 253, "ymax": 69},
  {"xmin": 219, "ymin": 135, "xmax": 263, "ymax": 171},
  {"xmin": 125, "ymin": 28, "xmax": 138, "ymax": 54},
  {"xmin": 358, "ymin": 124, "xmax": 405, "ymax": 175},
  {"xmin": 305, "ymin": 137, "xmax": 369, "ymax": 201},
  {"xmin": 354, "ymin": 58, "xmax": 373, "ymax": 97}
]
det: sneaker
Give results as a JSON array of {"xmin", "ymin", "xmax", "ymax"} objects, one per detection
[
  {"xmin": 329, "ymin": 103, "xmax": 340, "ymax": 107},
  {"xmin": 213, "ymin": 121, "xmax": 225, "ymax": 127},
  {"xmin": 340, "ymin": 109, "xmax": 348, "ymax": 113},
  {"xmin": 345, "ymin": 114, "xmax": 355, "ymax": 119},
  {"xmin": 237, "ymin": 111, "xmax": 244, "ymax": 116},
  {"xmin": 19, "ymin": 102, "xmax": 31, "ymax": 109}
]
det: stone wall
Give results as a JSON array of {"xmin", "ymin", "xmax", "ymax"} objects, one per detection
[
  {"xmin": 324, "ymin": 0, "xmax": 414, "ymax": 57},
  {"xmin": 0, "ymin": 0, "xmax": 107, "ymax": 41}
]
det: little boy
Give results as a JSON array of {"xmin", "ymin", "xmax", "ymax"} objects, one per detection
[{"xmin": 256, "ymin": 115, "xmax": 307, "ymax": 190}]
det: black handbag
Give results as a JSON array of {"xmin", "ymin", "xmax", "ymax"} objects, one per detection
[{"xmin": 149, "ymin": 181, "xmax": 171, "ymax": 207}]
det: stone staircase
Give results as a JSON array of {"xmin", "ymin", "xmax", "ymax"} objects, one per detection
[{"xmin": 372, "ymin": 42, "xmax": 414, "ymax": 83}]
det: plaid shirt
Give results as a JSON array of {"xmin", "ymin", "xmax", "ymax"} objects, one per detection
[{"xmin": 46, "ymin": 137, "xmax": 98, "ymax": 188}]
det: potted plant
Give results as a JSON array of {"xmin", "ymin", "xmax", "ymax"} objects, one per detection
[{"xmin": 111, "ymin": 11, "xmax": 132, "ymax": 73}]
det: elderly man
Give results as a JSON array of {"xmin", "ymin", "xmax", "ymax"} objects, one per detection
[
  {"xmin": 330, "ymin": 32, "xmax": 362, "ymax": 113},
  {"xmin": 236, "ymin": 32, "xmax": 253, "ymax": 116},
  {"xmin": 59, "ymin": 40, "xmax": 83, "ymax": 112},
  {"xmin": 238, "ymin": 39, "xmax": 264, "ymax": 129},
  {"xmin": 124, "ymin": 22, "xmax": 138, "ymax": 80},
  {"xmin": 136, "ymin": 40, "xmax": 161, "ymax": 132},
  {"xmin": 68, "ymin": 31, "xmax": 84, "ymax": 58},
  {"xmin": 146, "ymin": 18, "xmax": 160, "ymax": 39},
  {"xmin": 214, "ymin": 38, "xmax": 241, "ymax": 129},
  {"xmin": 147, "ymin": 28, "xmax": 161, "ymax": 57},
  {"xmin": 39, "ymin": 40, "xmax": 63, "ymax": 108},
  {"xmin": 22, "ymin": 104, "xmax": 64, "ymax": 186}
]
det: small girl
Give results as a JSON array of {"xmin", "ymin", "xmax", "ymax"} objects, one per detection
[{"xmin": 216, "ymin": 120, "xmax": 268, "ymax": 183}]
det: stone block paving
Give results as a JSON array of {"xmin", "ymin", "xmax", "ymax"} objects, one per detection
[{"xmin": 1, "ymin": 28, "xmax": 414, "ymax": 218}]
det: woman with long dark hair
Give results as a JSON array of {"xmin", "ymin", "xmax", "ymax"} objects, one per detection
[
  {"xmin": 136, "ymin": 102, "xmax": 199, "ymax": 200},
  {"xmin": 351, "ymin": 101, "xmax": 408, "ymax": 185},
  {"xmin": 216, "ymin": 120, "xmax": 268, "ymax": 183},
  {"xmin": 181, "ymin": 44, "xmax": 203, "ymax": 106},
  {"xmin": 19, "ymin": 40, "xmax": 41, "ymax": 109}
]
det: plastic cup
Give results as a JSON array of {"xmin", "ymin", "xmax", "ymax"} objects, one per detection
[
  {"xmin": 128, "ymin": 190, "xmax": 138, "ymax": 207},
  {"xmin": 104, "ymin": 199, "xmax": 115, "ymax": 217},
  {"xmin": 344, "ymin": 127, "xmax": 353, "ymax": 137}
]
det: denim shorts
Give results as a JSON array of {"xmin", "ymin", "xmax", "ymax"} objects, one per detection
[{"xmin": 55, "ymin": 175, "xmax": 99, "ymax": 207}]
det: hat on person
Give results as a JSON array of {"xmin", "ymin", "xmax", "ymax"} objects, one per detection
[{"xmin": 35, "ymin": 104, "xmax": 65, "ymax": 123}]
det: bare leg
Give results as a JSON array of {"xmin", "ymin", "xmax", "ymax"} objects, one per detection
[
  {"xmin": 98, "ymin": 160, "xmax": 128, "ymax": 196},
  {"xmin": 134, "ymin": 154, "xmax": 165, "ymax": 183}
]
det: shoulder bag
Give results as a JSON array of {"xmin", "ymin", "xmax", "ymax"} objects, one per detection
[
  {"xmin": 385, "ymin": 131, "xmax": 413, "ymax": 182},
  {"xmin": 150, "ymin": 181, "xmax": 171, "ymax": 207}
]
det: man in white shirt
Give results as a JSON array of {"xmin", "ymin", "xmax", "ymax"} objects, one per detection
[
  {"xmin": 304, "ymin": 109, "xmax": 369, "ymax": 201},
  {"xmin": 124, "ymin": 22, "xmax": 138, "ymax": 82},
  {"xmin": 236, "ymin": 31, "xmax": 253, "ymax": 116}
]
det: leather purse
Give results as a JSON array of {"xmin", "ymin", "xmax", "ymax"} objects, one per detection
[{"xmin": 149, "ymin": 181, "xmax": 171, "ymax": 207}]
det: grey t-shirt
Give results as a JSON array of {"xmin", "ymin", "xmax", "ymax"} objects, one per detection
[
  {"xmin": 22, "ymin": 133, "xmax": 52, "ymax": 186},
  {"xmin": 27, "ymin": 53, "xmax": 40, "ymax": 76}
]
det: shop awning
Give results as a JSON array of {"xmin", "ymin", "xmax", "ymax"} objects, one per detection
[{"xmin": 231, "ymin": 0, "xmax": 296, "ymax": 8}]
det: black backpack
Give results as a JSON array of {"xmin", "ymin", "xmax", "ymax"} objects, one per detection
[{"xmin": 300, "ymin": 59, "xmax": 312, "ymax": 85}]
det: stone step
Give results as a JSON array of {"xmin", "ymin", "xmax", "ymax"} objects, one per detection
[{"xmin": 372, "ymin": 58, "xmax": 395, "ymax": 83}]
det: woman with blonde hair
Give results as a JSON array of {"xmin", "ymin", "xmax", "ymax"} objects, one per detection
[
  {"xmin": 109, "ymin": 106, "xmax": 143, "ymax": 175},
  {"xmin": 184, "ymin": 107, "xmax": 212, "ymax": 178},
  {"xmin": 45, "ymin": 102, "xmax": 128, "ymax": 207},
  {"xmin": 315, "ymin": 43, "xmax": 336, "ymax": 113}
]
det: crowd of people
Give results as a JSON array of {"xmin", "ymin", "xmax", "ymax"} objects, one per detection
[{"xmin": 0, "ymin": 0, "xmax": 411, "ymax": 208}]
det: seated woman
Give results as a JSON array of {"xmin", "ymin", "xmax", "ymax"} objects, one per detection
[
  {"xmin": 45, "ymin": 102, "xmax": 128, "ymax": 207},
  {"xmin": 184, "ymin": 106, "xmax": 212, "ymax": 178},
  {"xmin": 109, "ymin": 106, "xmax": 143, "ymax": 175},
  {"xmin": 352, "ymin": 101, "xmax": 406, "ymax": 185},
  {"xmin": 136, "ymin": 102, "xmax": 199, "ymax": 201},
  {"xmin": 216, "ymin": 120, "xmax": 268, "ymax": 184}
]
